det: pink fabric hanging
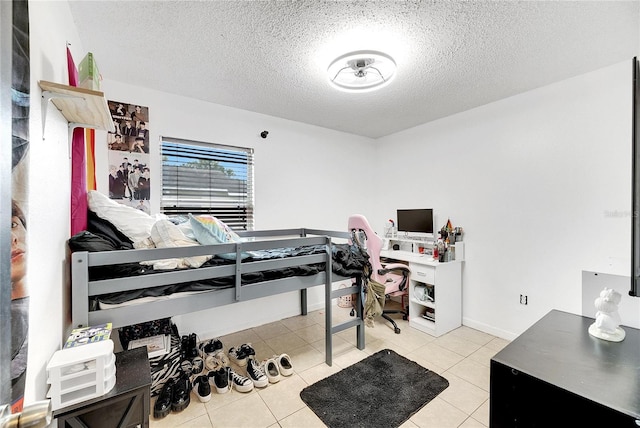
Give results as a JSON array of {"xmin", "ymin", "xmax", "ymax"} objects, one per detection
[
  {"xmin": 68, "ymin": 46, "xmax": 88, "ymax": 235},
  {"xmin": 67, "ymin": 46, "xmax": 78, "ymax": 86}
]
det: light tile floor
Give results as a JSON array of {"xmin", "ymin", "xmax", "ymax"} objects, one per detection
[{"xmin": 149, "ymin": 303, "xmax": 509, "ymax": 428}]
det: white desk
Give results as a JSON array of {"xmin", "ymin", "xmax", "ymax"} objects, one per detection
[
  {"xmin": 381, "ymin": 249, "xmax": 463, "ymax": 336},
  {"xmin": 381, "ymin": 250, "xmax": 439, "ymax": 265}
]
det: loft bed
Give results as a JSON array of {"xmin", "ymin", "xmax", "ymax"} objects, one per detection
[{"xmin": 69, "ymin": 205, "xmax": 368, "ymax": 366}]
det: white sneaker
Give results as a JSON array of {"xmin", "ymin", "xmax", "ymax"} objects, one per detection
[
  {"xmin": 276, "ymin": 353, "xmax": 294, "ymax": 376},
  {"xmin": 261, "ymin": 358, "xmax": 281, "ymax": 384},
  {"xmin": 246, "ymin": 357, "xmax": 269, "ymax": 388},
  {"xmin": 204, "ymin": 352, "xmax": 229, "ymax": 372}
]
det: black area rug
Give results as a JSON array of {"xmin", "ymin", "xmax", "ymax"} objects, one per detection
[{"xmin": 300, "ymin": 349, "xmax": 449, "ymax": 428}]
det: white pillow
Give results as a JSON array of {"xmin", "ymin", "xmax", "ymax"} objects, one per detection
[
  {"xmin": 87, "ymin": 190, "xmax": 161, "ymax": 245},
  {"xmin": 141, "ymin": 220, "xmax": 211, "ymax": 270}
]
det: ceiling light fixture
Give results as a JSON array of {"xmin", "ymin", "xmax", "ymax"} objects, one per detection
[{"xmin": 327, "ymin": 50, "xmax": 396, "ymax": 92}]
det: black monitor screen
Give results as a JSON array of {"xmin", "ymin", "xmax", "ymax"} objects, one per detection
[{"xmin": 397, "ymin": 209, "xmax": 434, "ymax": 235}]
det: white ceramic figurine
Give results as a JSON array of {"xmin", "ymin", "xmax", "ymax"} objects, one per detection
[{"xmin": 588, "ymin": 287, "xmax": 626, "ymax": 342}]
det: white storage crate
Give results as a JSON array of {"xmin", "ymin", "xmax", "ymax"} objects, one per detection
[{"xmin": 46, "ymin": 340, "xmax": 116, "ymax": 410}]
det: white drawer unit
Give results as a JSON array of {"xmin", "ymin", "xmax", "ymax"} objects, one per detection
[
  {"xmin": 408, "ymin": 261, "xmax": 461, "ymax": 336},
  {"xmin": 381, "ymin": 249, "xmax": 463, "ymax": 337},
  {"xmin": 46, "ymin": 340, "xmax": 116, "ymax": 410}
]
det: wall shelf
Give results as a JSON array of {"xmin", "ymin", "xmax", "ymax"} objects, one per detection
[{"xmin": 39, "ymin": 80, "xmax": 115, "ymax": 135}]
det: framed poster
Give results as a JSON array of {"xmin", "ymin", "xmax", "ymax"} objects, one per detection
[{"xmin": 106, "ymin": 101, "xmax": 150, "ymax": 211}]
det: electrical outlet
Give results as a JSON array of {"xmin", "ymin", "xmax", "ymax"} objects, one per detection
[{"xmin": 520, "ymin": 294, "xmax": 528, "ymax": 305}]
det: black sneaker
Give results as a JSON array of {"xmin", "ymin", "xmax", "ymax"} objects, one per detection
[
  {"xmin": 246, "ymin": 357, "xmax": 268, "ymax": 388},
  {"xmin": 229, "ymin": 368, "xmax": 254, "ymax": 393},
  {"xmin": 153, "ymin": 379, "xmax": 174, "ymax": 419},
  {"xmin": 209, "ymin": 367, "xmax": 231, "ymax": 394},
  {"xmin": 187, "ymin": 333, "xmax": 199, "ymax": 358},
  {"xmin": 199, "ymin": 338, "xmax": 223, "ymax": 358},
  {"xmin": 228, "ymin": 343, "xmax": 255, "ymax": 367},
  {"xmin": 172, "ymin": 375, "xmax": 191, "ymax": 412},
  {"xmin": 180, "ymin": 335, "xmax": 189, "ymax": 359},
  {"xmin": 193, "ymin": 375, "xmax": 211, "ymax": 403}
]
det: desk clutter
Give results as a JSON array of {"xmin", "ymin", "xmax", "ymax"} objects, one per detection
[
  {"xmin": 433, "ymin": 218, "xmax": 463, "ymax": 262},
  {"xmin": 47, "ymin": 324, "xmax": 115, "ymax": 410},
  {"xmin": 384, "ymin": 216, "xmax": 464, "ymax": 263}
]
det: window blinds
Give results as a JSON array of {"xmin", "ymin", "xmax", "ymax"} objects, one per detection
[{"xmin": 160, "ymin": 137, "xmax": 254, "ymax": 231}]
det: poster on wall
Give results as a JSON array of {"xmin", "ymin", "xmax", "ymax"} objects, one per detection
[
  {"xmin": 106, "ymin": 101, "xmax": 150, "ymax": 212},
  {"xmin": 10, "ymin": 0, "xmax": 30, "ymax": 414}
]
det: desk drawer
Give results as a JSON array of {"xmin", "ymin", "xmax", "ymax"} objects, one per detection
[{"xmin": 410, "ymin": 264, "xmax": 435, "ymax": 284}]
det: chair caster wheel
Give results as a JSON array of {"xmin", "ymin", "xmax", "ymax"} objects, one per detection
[
  {"xmin": 394, "ymin": 327, "xmax": 401, "ymax": 334},
  {"xmin": 402, "ymin": 315, "xmax": 408, "ymax": 321}
]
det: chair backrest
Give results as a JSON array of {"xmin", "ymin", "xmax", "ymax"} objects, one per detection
[{"xmin": 348, "ymin": 214, "xmax": 385, "ymax": 283}]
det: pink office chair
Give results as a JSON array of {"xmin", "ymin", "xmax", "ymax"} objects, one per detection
[{"xmin": 348, "ymin": 214, "xmax": 411, "ymax": 334}]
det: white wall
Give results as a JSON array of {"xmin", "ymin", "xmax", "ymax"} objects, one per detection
[
  {"xmin": 376, "ymin": 61, "xmax": 632, "ymax": 339},
  {"xmin": 95, "ymin": 79, "xmax": 375, "ymax": 339},
  {"xmin": 25, "ymin": 0, "xmax": 84, "ymax": 407}
]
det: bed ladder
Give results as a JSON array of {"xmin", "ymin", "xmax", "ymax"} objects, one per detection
[
  {"xmin": 299, "ymin": 230, "xmax": 365, "ymax": 366},
  {"xmin": 323, "ymin": 277, "xmax": 365, "ymax": 366}
]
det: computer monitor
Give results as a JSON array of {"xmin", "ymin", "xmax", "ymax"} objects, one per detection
[{"xmin": 396, "ymin": 209, "xmax": 434, "ymax": 238}]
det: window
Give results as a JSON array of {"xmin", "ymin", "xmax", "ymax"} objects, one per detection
[{"xmin": 161, "ymin": 137, "xmax": 254, "ymax": 231}]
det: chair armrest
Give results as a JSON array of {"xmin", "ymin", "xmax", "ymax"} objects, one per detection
[{"xmin": 378, "ymin": 264, "xmax": 410, "ymax": 276}]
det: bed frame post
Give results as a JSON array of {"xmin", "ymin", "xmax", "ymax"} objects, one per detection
[
  {"xmin": 324, "ymin": 279, "xmax": 333, "ymax": 366},
  {"xmin": 71, "ymin": 251, "xmax": 90, "ymax": 328},
  {"xmin": 324, "ymin": 235, "xmax": 333, "ymax": 366},
  {"xmin": 300, "ymin": 229, "xmax": 308, "ymax": 315},
  {"xmin": 300, "ymin": 289, "xmax": 307, "ymax": 315},
  {"xmin": 355, "ymin": 276, "xmax": 365, "ymax": 350}
]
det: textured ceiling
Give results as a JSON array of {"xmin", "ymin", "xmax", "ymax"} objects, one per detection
[{"xmin": 68, "ymin": 1, "xmax": 640, "ymax": 139}]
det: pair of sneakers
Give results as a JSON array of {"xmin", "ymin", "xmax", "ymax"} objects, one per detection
[
  {"xmin": 180, "ymin": 356, "xmax": 204, "ymax": 379},
  {"xmin": 199, "ymin": 338, "xmax": 223, "ymax": 358},
  {"xmin": 207, "ymin": 366, "xmax": 254, "ymax": 393},
  {"xmin": 229, "ymin": 344, "xmax": 294, "ymax": 385},
  {"xmin": 228, "ymin": 343, "xmax": 255, "ymax": 366},
  {"xmin": 153, "ymin": 374, "xmax": 191, "ymax": 419},
  {"xmin": 180, "ymin": 333, "xmax": 199, "ymax": 360},
  {"xmin": 199, "ymin": 338, "xmax": 229, "ymax": 371},
  {"xmin": 229, "ymin": 344, "xmax": 269, "ymax": 388},
  {"xmin": 260, "ymin": 353, "xmax": 293, "ymax": 383}
]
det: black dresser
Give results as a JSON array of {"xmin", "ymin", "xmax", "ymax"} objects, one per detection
[
  {"xmin": 490, "ymin": 309, "xmax": 640, "ymax": 427},
  {"xmin": 54, "ymin": 347, "xmax": 151, "ymax": 428}
]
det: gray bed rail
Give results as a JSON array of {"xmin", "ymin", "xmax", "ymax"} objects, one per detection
[{"xmin": 70, "ymin": 227, "xmax": 363, "ymax": 365}]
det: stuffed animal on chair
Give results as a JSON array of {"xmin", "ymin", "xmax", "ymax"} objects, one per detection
[{"xmin": 348, "ymin": 214, "xmax": 411, "ymax": 333}]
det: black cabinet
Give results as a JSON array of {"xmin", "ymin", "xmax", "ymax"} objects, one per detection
[
  {"xmin": 54, "ymin": 347, "xmax": 151, "ymax": 428},
  {"xmin": 490, "ymin": 310, "xmax": 640, "ymax": 427}
]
